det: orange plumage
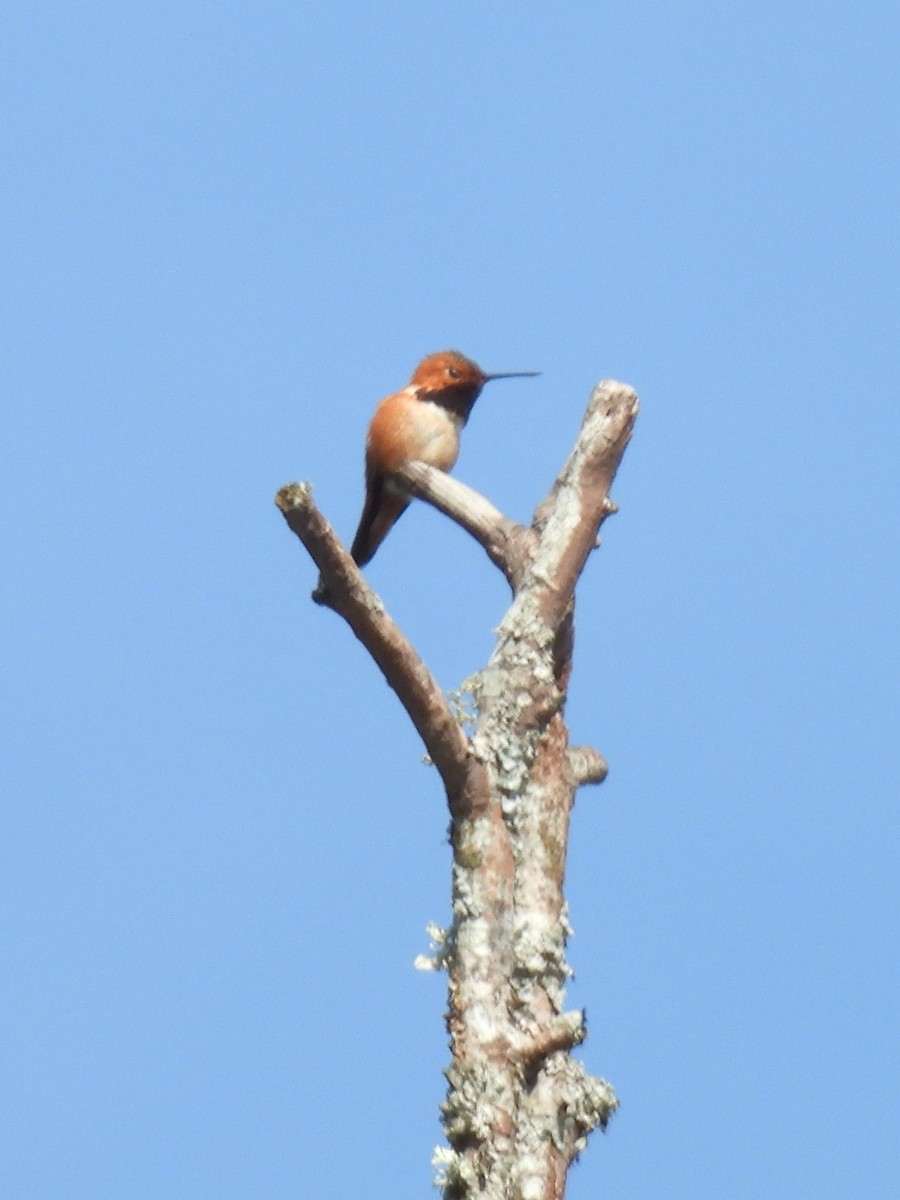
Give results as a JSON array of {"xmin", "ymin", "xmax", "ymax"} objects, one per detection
[{"xmin": 350, "ymin": 350, "xmax": 539, "ymax": 567}]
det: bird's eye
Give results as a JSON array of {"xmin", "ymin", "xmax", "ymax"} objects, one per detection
[{"xmin": 447, "ymin": 366, "xmax": 460, "ymax": 379}]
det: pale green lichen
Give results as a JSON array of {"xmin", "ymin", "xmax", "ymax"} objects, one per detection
[
  {"xmin": 447, "ymin": 673, "xmax": 484, "ymax": 735},
  {"xmin": 414, "ymin": 922, "xmax": 451, "ymax": 972}
]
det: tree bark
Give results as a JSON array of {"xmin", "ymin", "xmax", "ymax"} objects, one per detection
[{"xmin": 276, "ymin": 379, "xmax": 638, "ymax": 1199}]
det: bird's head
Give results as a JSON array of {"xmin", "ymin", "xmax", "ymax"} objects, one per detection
[{"xmin": 409, "ymin": 351, "xmax": 539, "ymax": 418}]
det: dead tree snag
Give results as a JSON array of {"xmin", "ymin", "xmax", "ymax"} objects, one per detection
[{"xmin": 276, "ymin": 378, "xmax": 638, "ymax": 1199}]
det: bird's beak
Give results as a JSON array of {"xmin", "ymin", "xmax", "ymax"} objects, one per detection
[{"xmin": 484, "ymin": 370, "xmax": 542, "ymax": 381}]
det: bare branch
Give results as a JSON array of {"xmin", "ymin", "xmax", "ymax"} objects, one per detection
[
  {"xmin": 568, "ymin": 744, "xmax": 609, "ymax": 787},
  {"xmin": 529, "ymin": 380, "xmax": 639, "ymax": 632},
  {"xmin": 394, "ymin": 461, "xmax": 535, "ymax": 587},
  {"xmin": 274, "ymin": 483, "xmax": 471, "ymax": 797},
  {"xmin": 518, "ymin": 1010, "xmax": 587, "ymax": 1069}
]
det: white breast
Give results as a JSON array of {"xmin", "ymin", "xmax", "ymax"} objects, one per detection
[{"xmin": 409, "ymin": 399, "xmax": 463, "ymax": 471}]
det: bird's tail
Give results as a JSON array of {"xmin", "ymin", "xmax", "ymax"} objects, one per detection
[{"xmin": 350, "ymin": 483, "xmax": 409, "ymax": 566}]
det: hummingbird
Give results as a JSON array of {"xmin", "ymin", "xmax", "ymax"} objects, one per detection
[{"xmin": 349, "ymin": 350, "xmax": 540, "ymax": 567}]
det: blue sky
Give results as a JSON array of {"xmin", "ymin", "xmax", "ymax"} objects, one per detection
[{"xmin": 2, "ymin": 3, "xmax": 898, "ymax": 1197}]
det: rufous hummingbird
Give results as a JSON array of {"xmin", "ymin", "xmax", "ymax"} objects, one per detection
[{"xmin": 349, "ymin": 350, "xmax": 540, "ymax": 566}]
